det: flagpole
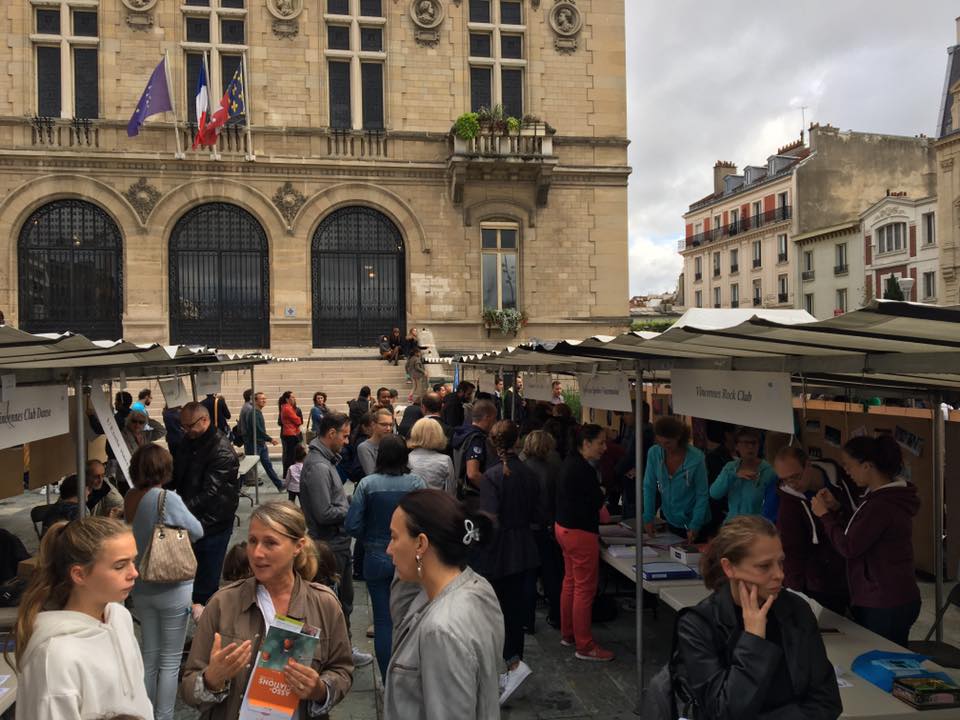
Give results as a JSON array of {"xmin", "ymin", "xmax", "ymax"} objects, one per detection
[
  {"xmin": 241, "ymin": 50, "xmax": 255, "ymax": 162},
  {"xmin": 164, "ymin": 49, "xmax": 185, "ymax": 160},
  {"xmin": 203, "ymin": 51, "xmax": 220, "ymax": 161}
]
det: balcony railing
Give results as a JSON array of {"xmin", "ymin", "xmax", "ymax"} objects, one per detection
[
  {"xmin": 451, "ymin": 125, "xmax": 554, "ymax": 158},
  {"xmin": 730, "ymin": 263, "xmax": 739, "ymax": 273},
  {"xmin": 752, "ymin": 259, "xmax": 762, "ymax": 269},
  {"xmin": 753, "ymin": 297, "xmax": 762, "ymax": 306},
  {"xmin": 778, "ymin": 292, "xmax": 789, "ymax": 303},
  {"xmin": 802, "ymin": 270, "xmax": 815, "ymax": 281},
  {"xmin": 694, "ymin": 272, "xmax": 702, "ymax": 282},
  {"xmin": 30, "ymin": 116, "xmax": 99, "ymax": 148},
  {"xmin": 730, "ymin": 300, "xmax": 739, "ymax": 308},
  {"xmin": 684, "ymin": 205, "xmax": 792, "ymax": 248},
  {"xmin": 834, "ymin": 264, "xmax": 849, "ymax": 275},
  {"xmin": 714, "ymin": 303, "xmax": 721, "ymax": 308},
  {"xmin": 778, "ymin": 252, "xmax": 788, "ymax": 263}
]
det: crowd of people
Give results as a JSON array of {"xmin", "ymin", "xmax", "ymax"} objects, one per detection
[{"xmin": 7, "ymin": 366, "xmax": 926, "ymax": 720}]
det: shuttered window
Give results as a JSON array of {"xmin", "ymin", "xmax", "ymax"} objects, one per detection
[
  {"xmin": 361, "ymin": 62, "xmax": 383, "ymax": 130},
  {"xmin": 329, "ymin": 61, "xmax": 352, "ymax": 129},
  {"xmin": 37, "ymin": 46, "xmax": 61, "ymax": 117},
  {"xmin": 471, "ymin": 67, "xmax": 492, "ymax": 111},
  {"xmin": 73, "ymin": 48, "xmax": 98, "ymax": 119}
]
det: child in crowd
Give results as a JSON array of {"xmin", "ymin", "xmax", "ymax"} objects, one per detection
[
  {"xmin": 14, "ymin": 517, "xmax": 153, "ymax": 720},
  {"xmin": 709, "ymin": 427, "xmax": 778, "ymax": 523},
  {"xmin": 284, "ymin": 444, "xmax": 307, "ymax": 504},
  {"xmin": 221, "ymin": 541, "xmax": 251, "ymax": 583}
]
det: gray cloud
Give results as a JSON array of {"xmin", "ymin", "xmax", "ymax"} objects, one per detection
[{"xmin": 625, "ymin": 1, "xmax": 958, "ymax": 295}]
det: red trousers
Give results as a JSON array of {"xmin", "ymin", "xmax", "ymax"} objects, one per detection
[{"xmin": 555, "ymin": 523, "xmax": 600, "ymax": 652}]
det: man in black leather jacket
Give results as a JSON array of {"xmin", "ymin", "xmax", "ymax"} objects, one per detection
[{"xmin": 172, "ymin": 401, "xmax": 240, "ymax": 605}]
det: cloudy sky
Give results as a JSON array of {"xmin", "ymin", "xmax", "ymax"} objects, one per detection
[{"xmin": 624, "ymin": 1, "xmax": 958, "ymax": 295}]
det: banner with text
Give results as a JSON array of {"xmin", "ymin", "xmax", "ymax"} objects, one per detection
[
  {"xmin": 194, "ymin": 370, "xmax": 222, "ymax": 397},
  {"xmin": 523, "ymin": 374, "xmax": 554, "ymax": 402},
  {"xmin": 577, "ymin": 373, "xmax": 632, "ymax": 413},
  {"xmin": 671, "ymin": 369, "xmax": 794, "ymax": 434},
  {"xmin": 0, "ymin": 384, "xmax": 69, "ymax": 450},
  {"xmin": 90, "ymin": 387, "xmax": 132, "ymax": 483}
]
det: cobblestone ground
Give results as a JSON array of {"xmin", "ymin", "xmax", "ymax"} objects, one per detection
[{"xmin": 6, "ymin": 472, "xmax": 957, "ymax": 720}]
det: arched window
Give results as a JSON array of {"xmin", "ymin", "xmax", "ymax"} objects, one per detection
[
  {"xmin": 876, "ymin": 222, "xmax": 907, "ymax": 254},
  {"xmin": 169, "ymin": 203, "xmax": 270, "ymax": 348},
  {"xmin": 18, "ymin": 199, "xmax": 123, "ymax": 339},
  {"xmin": 312, "ymin": 206, "xmax": 405, "ymax": 347}
]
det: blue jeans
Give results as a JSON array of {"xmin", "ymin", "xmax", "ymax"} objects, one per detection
[
  {"xmin": 192, "ymin": 527, "xmax": 233, "ymax": 605},
  {"xmin": 364, "ymin": 547, "xmax": 395, "ymax": 680},
  {"xmin": 258, "ymin": 445, "xmax": 283, "ymax": 488},
  {"xmin": 134, "ymin": 583, "xmax": 193, "ymax": 720}
]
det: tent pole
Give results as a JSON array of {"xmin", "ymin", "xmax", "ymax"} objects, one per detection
[
  {"xmin": 75, "ymin": 372, "xmax": 87, "ymax": 519},
  {"xmin": 932, "ymin": 392, "xmax": 945, "ymax": 642},
  {"xmin": 190, "ymin": 371, "xmax": 198, "ymax": 402},
  {"xmin": 252, "ymin": 365, "xmax": 259, "ymax": 506},
  {"xmin": 634, "ymin": 363, "xmax": 645, "ymax": 714},
  {"xmin": 511, "ymin": 368, "xmax": 517, "ymax": 421}
]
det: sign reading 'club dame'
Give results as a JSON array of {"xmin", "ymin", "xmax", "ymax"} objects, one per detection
[
  {"xmin": 671, "ymin": 369, "xmax": 794, "ymax": 434},
  {"xmin": 0, "ymin": 385, "xmax": 69, "ymax": 450}
]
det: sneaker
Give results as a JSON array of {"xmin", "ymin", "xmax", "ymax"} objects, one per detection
[
  {"xmin": 560, "ymin": 636, "xmax": 575, "ymax": 647},
  {"xmin": 366, "ymin": 624, "xmax": 375, "ymax": 638},
  {"xmin": 575, "ymin": 644, "xmax": 614, "ymax": 662},
  {"xmin": 352, "ymin": 647, "xmax": 374, "ymax": 667},
  {"xmin": 499, "ymin": 661, "xmax": 532, "ymax": 705}
]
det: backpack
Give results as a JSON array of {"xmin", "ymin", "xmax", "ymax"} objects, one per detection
[
  {"xmin": 229, "ymin": 421, "xmax": 244, "ymax": 447},
  {"xmin": 642, "ymin": 608, "xmax": 699, "ymax": 720},
  {"xmin": 452, "ymin": 429, "xmax": 485, "ymax": 501}
]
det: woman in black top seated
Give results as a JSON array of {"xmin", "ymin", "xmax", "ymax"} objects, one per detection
[{"xmin": 676, "ymin": 515, "xmax": 842, "ymax": 720}]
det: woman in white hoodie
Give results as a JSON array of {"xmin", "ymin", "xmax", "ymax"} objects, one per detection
[{"xmin": 13, "ymin": 515, "xmax": 153, "ymax": 720}]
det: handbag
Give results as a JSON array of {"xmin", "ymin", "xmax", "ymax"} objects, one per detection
[{"xmin": 139, "ymin": 489, "xmax": 197, "ymax": 583}]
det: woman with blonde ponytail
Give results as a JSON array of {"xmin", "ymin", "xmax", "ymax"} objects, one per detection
[
  {"xmin": 477, "ymin": 420, "xmax": 539, "ymax": 705},
  {"xmin": 181, "ymin": 501, "xmax": 353, "ymax": 720},
  {"xmin": 14, "ymin": 516, "xmax": 153, "ymax": 720}
]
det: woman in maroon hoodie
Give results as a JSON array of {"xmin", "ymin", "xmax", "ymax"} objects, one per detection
[{"xmin": 811, "ymin": 435, "xmax": 920, "ymax": 646}]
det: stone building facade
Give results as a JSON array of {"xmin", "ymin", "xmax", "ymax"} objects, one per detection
[
  {"xmin": 0, "ymin": 0, "xmax": 630, "ymax": 353},
  {"xmin": 936, "ymin": 18, "xmax": 960, "ymax": 304},
  {"xmin": 679, "ymin": 125, "xmax": 934, "ymax": 316}
]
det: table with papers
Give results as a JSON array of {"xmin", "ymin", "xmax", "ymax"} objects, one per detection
[{"xmin": 0, "ymin": 653, "xmax": 17, "ymax": 715}]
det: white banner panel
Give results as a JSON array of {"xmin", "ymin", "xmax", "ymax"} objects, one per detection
[
  {"xmin": 159, "ymin": 377, "xmax": 190, "ymax": 408},
  {"xmin": 90, "ymin": 387, "xmax": 132, "ymax": 483},
  {"xmin": 194, "ymin": 370, "xmax": 222, "ymax": 397},
  {"xmin": 523, "ymin": 374, "xmax": 554, "ymax": 402},
  {"xmin": 577, "ymin": 373, "xmax": 632, "ymax": 412},
  {"xmin": 0, "ymin": 385, "xmax": 69, "ymax": 450},
  {"xmin": 671, "ymin": 369, "xmax": 794, "ymax": 434}
]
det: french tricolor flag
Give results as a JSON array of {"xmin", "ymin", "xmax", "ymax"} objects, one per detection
[{"xmin": 192, "ymin": 63, "xmax": 210, "ymax": 150}]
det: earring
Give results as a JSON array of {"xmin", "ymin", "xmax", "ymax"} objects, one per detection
[{"xmin": 416, "ymin": 554, "xmax": 423, "ymax": 578}]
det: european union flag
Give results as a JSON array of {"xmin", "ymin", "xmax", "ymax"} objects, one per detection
[{"xmin": 127, "ymin": 58, "xmax": 173, "ymax": 138}]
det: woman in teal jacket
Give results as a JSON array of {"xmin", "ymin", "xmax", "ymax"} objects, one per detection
[
  {"xmin": 709, "ymin": 427, "xmax": 778, "ymax": 522},
  {"xmin": 642, "ymin": 417, "xmax": 710, "ymax": 543}
]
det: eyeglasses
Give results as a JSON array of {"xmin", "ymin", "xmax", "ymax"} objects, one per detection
[{"xmin": 183, "ymin": 417, "xmax": 206, "ymax": 429}]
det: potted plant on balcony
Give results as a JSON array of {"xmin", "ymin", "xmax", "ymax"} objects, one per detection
[
  {"xmin": 476, "ymin": 106, "xmax": 493, "ymax": 132},
  {"xmin": 506, "ymin": 116, "xmax": 521, "ymax": 135},
  {"xmin": 489, "ymin": 104, "xmax": 508, "ymax": 134},
  {"xmin": 482, "ymin": 308, "xmax": 528, "ymax": 337},
  {"xmin": 453, "ymin": 112, "xmax": 480, "ymax": 140}
]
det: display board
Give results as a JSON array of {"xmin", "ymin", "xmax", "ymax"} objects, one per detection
[{"xmin": 0, "ymin": 447, "xmax": 24, "ymax": 500}]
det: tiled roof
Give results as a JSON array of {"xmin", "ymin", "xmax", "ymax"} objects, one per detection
[{"xmin": 939, "ymin": 45, "xmax": 960, "ymax": 138}]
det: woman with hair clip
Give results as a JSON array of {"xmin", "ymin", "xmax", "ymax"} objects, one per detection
[
  {"xmin": 812, "ymin": 434, "xmax": 921, "ymax": 646},
  {"xmin": 675, "ymin": 515, "xmax": 842, "ymax": 719},
  {"xmin": 384, "ymin": 488, "xmax": 504, "ymax": 719},
  {"xmin": 181, "ymin": 501, "xmax": 354, "ymax": 720},
  {"xmin": 345, "ymin": 434, "xmax": 426, "ymax": 680},
  {"xmin": 477, "ymin": 420, "xmax": 540, "ymax": 705},
  {"xmin": 13, "ymin": 516, "xmax": 153, "ymax": 719}
]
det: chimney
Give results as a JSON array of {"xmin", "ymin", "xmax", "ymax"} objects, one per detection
[
  {"xmin": 956, "ymin": 16, "xmax": 960, "ymax": 43},
  {"xmin": 713, "ymin": 161, "xmax": 737, "ymax": 194}
]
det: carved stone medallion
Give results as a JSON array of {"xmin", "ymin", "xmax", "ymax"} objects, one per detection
[
  {"xmin": 549, "ymin": 0, "xmax": 582, "ymax": 53},
  {"xmin": 411, "ymin": 0, "xmax": 444, "ymax": 47},
  {"xmin": 273, "ymin": 181, "xmax": 306, "ymax": 226},
  {"xmin": 267, "ymin": 0, "xmax": 303, "ymax": 20},
  {"xmin": 122, "ymin": 0, "xmax": 158, "ymax": 10},
  {"xmin": 123, "ymin": 177, "xmax": 162, "ymax": 223}
]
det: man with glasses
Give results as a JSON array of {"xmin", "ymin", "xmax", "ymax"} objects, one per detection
[
  {"xmin": 356, "ymin": 408, "xmax": 395, "ymax": 477},
  {"xmin": 86, "ymin": 459, "xmax": 123, "ymax": 517},
  {"xmin": 243, "ymin": 391, "xmax": 283, "ymax": 491},
  {"xmin": 172, "ymin": 401, "xmax": 241, "ymax": 605}
]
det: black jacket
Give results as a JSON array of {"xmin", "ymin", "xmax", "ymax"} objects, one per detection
[
  {"xmin": 477, "ymin": 456, "xmax": 540, "ymax": 579},
  {"xmin": 676, "ymin": 584, "xmax": 842, "ymax": 720},
  {"xmin": 555, "ymin": 451, "xmax": 604, "ymax": 534},
  {"xmin": 171, "ymin": 425, "xmax": 240, "ymax": 535}
]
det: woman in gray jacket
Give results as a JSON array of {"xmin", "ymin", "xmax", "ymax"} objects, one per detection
[{"xmin": 384, "ymin": 489, "xmax": 504, "ymax": 720}]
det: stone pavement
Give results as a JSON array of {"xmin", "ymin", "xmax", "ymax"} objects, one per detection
[{"xmin": 3, "ymin": 472, "xmax": 957, "ymax": 720}]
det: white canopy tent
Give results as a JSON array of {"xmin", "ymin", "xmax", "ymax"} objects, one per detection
[{"xmin": 455, "ymin": 301, "xmax": 960, "ymax": 713}]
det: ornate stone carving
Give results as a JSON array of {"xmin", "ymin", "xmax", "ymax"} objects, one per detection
[
  {"xmin": 123, "ymin": 177, "xmax": 161, "ymax": 223},
  {"xmin": 549, "ymin": 0, "xmax": 582, "ymax": 54},
  {"xmin": 268, "ymin": 0, "xmax": 303, "ymax": 20},
  {"xmin": 272, "ymin": 19, "xmax": 299, "ymax": 39},
  {"xmin": 273, "ymin": 181, "xmax": 306, "ymax": 225},
  {"xmin": 876, "ymin": 205, "xmax": 907, "ymax": 220},
  {"xmin": 411, "ymin": 0, "xmax": 444, "ymax": 47},
  {"xmin": 122, "ymin": 0, "xmax": 158, "ymax": 10},
  {"xmin": 942, "ymin": 157, "xmax": 955, "ymax": 172},
  {"xmin": 122, "ymin": 0, "xmax": 156, "ymax": 30}
]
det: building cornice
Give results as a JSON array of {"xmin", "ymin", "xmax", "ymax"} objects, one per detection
[{"xmin": 792, "ymin": 220, "xmax": 860, "ymax": 245}]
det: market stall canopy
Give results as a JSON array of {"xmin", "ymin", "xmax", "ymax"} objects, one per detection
[{"xmin": 455, "ymin": 302, "xmax": 960, "ymax": 395}]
